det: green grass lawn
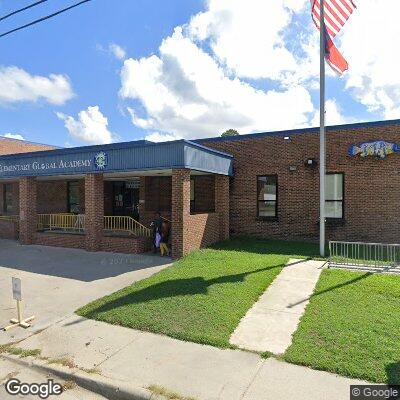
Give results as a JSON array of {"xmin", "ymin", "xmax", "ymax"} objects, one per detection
[
  {"xmin": 77, "ymin": 237, "xmax": 320, "ymax": 348},
  {"xmin": 284, "ymin": 269, "xmax": 400, "ymax": 384}
]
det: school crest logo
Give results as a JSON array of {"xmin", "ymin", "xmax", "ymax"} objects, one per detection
[{"xmin": 94, "ymin": 151, "xmax": 108, "ymax": 170}]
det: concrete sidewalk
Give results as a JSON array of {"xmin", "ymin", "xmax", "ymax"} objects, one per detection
[
  {"xmin": 230, "ymin": 258, "xmax": 325, "ymax": 354},
  {"xmin": 0, "ymin": 356, "xmax": 107, "ymax": 400},
  {"xmin": 0, "ymin": 239, "xmax": 170, "ymax": 344},
  {"xmin": 17, "ymin": 314, "xmax": 367, "ymax": 400}
]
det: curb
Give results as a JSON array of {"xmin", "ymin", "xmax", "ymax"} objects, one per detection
[{"xmin": 1, "ymin": 353, "xmax": 160, "ymax": 400}]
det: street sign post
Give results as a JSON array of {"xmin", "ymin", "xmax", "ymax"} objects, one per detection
[{"xmin": 3, "ymin": 277, "xmax": 35, "ymax": 331}]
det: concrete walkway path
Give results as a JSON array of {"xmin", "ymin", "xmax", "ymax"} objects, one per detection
[
  {"xmin": 14, "ymin": 315, "xmax": 367, "ymax": 400},
  {"xmin": 230, "ymin": 258, "xmax": 325, "ymax": 354},
  {"xmin": 0, "ymin": 239, "xmax": 171, "ymax": 344}
]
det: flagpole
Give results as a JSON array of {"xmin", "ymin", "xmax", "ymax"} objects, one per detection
[{"xmin": 319, "ymin": 0, "xmax": 326, "ymax": 257}]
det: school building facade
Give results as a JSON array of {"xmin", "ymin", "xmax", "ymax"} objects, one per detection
[{"xmin": 0, "ymin": 119, "xmax": 399, "ymax": 258}]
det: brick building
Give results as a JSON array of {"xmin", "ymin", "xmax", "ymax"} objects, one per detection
[{"xmin": 0, "ymin": 119, "xmax": 399, "ymax": 257}]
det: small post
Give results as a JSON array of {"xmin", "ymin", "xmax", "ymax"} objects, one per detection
[{"xmin": 3, "ymin": 277, "xmax": 35, "ymax": 331}]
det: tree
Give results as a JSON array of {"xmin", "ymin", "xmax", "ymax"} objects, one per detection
[{"xmin": 221, "ymin": 129, "xmax": 239, "ymax": 137}]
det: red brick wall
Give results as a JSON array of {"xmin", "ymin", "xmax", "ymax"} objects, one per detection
[
  {"xmin": 192, "ymin": 175, "xmax": 215, "ymax": 213},
  {"xmin": 35, "ymin": 232, "xmax": 85, "ymax": 249},
  {"xmin": 0, "ymin": 138, "xmax": 55, "ymax": 156},
  {"xmin": 101, "ymin": 235, "xmax": 152, "ymax": 254},
  {"xmin": 185, "ymin": 213, "xmax": 220, "ymax": 253},
  {"xmin": 0, "ymin": 220, "xmax": 19, "ymax": 239},
  {"xmin": 140, "ymin": 176, "xmax": 172, "ymax": 226},
  {"xmin": 215, "ymin": 175, "xmax": 230, "ymax": 241},
  {"xmin": 37, "ymin": 181, "xmax": 68, "ymax": 214},
  {"xmin": 203, "ymin": 125, "xmax": 400, "ymax": 243},
  {"xmin": 171, "ymin": 169, "xmax": 229, "ymax": 258},
  {"xmin": 171, "ymin": 169, "xmax": 191, "ymax": 258},
  {"xmin": 144, "ymin": 176, "xmax": 172, "ymax": 212},
  {"xmin": 19, "ymin": 177, "xmax": 37, "ymax": 245},
  {"xmin": 85, "ymin": 173, "xmax": 104, "ymax": 251}
]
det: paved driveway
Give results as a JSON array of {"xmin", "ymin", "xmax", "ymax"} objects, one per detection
[{"xmin": 0, "ymin": 239, "xmax": 171, "ymax": 344}]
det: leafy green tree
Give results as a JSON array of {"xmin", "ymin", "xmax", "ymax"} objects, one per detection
[{"xmin": 221, "ymin": 129, "xmax": 239, "ymax": 137}]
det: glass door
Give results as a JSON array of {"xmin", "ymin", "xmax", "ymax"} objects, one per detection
[{"xmin": 113, "ymin": 182, "xmax": 140, "ymax": 221}]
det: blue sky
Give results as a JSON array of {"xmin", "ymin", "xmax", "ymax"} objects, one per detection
[{"xmin": 0, "ymin": 0, "xmax": 397, "ymax": 147}]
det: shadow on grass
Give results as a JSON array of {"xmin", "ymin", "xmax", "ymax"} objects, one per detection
[
  {"xmin": 80, "ymin": 264, "xmax": 284, "ymax": 317},
  {"xmin": 212, "ymin": 236, "xmax": 322, "ymax": 259},
  {"xmin": 386, "ymin": 362, "xmax": 400, "ymax": 385},
  {"xmin": 288, "ymin": 272, "xmax": 373, "ymax": 309}
]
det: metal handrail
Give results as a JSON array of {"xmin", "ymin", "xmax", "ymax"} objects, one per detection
[
  {"xmin": 329, "ymin": 241, "xmax": 400, "ymax": 269},
  {"xmin": 0, "ymin": 215, "xmax": 18, "ymax": 221},
  {"xmin": 104, "ymin": 215, "xmax": 151, "ymax": 237},
  {"xmin": 37, "ymin": 214, "xmax": 85, "ymax": 232}
]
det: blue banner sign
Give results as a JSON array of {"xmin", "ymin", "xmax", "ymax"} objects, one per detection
[{"xmin": 348, "ymin": 141, "xmax": 399, "ymax": 159}]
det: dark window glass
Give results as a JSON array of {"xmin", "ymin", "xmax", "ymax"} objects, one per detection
[
  {"xmin": 67, "ymin": 181, "xmax": 80, "ymax": 214},
  {"xmin": 325, "ymin": 173, "xmax": 344, "ymax": 219},
  {"xmin": 257, "ymin": 176, "xmax": 277, "ymax": 218},
  {"xmin": 3, "ymin": 184, "xmax": 13, "ymax": 214}
]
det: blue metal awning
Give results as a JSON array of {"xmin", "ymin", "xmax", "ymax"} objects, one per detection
[{"xmin": 0, "ymin": 139, "xmax": 233, "ymax": 178}]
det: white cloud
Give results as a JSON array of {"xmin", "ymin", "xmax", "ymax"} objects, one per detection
[
  {"xmin": 120, "ymin": 26, "xmax": 314, "ymax": 139},
  {"xmin": 0, "ymin": 66, "xmax": 74, "ymax": 105},
  {"xmin": 311, "ymin": 99, "xmax": 354, "ymax": 127},
  {"xmin": 341, "ymin": 0, "xmax": 400, "ymax": 119},
  {"xmin": 188, "ymin": 0, "xmax": 308, "ymax": 80},
  {"xmin": 121, "ymin": 0, "xmax": 400, "ymax": 139},
  {"xmin": 2, "ymin": 133, "xmax": 25, "ymax": 140},
  {"xmin": 57, "ymin": 106, "xmax": 114, "ymax": 144},
  {"xmin": 145, "ymin": 132, "xmax": 181, "ymax": 142},
  {"xmin": 109, "ymin": 44, "xmax": 126, "ymax": 60}
]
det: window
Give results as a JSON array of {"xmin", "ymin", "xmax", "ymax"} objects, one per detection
[
  {"xmin": 3, "ymin": 184, "xmax": 13, "ymax": 214},
  {"xmin": 257, "ymin": 175, "xmax": 277, "ymax": 218},
  {"xmin": 67, "ymin": 181, "xmax": 80, "ymax": 214},
  {"xmin": 325, "ymin": 173, "xmax": 344, "ymax": 219}
]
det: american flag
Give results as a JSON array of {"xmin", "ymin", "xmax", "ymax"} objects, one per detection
[{"xmin": 311, "ymin": 0, "xmax": 356, "ymax": 74}]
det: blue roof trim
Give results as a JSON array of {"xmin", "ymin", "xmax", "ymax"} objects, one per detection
[
  {"xmin": 183, "ymin": 140, "xmax": 233, "ymax": 158},
  {"xmin": 195, "ymin": 118, "xmax": 400, "ymax": 144},
  {"xmin": 0, "ymin": 139, "xmax": 233, "ymax": 178},
  {"xmin": 0, "ymin": 139, "xmax": 154, "ymax": 160}
]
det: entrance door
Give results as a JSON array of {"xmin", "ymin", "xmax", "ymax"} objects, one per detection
[{"xmin": 113, "ymin": 182, "xmax": 140, "ymax": 221}]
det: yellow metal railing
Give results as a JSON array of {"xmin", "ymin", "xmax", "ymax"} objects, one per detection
[
  {"xmin": 37, "ymin": 214, "xmax": 85, "ymax": 232},
  {"xmin": 104, "ymin": 216, "xmax": 151, "ymax": 237},
  {"xmin": 0, "ymin": 215, "xmax": 18, "ymax": 221}
]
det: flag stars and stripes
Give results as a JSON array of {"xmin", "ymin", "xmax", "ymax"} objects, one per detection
[
  {"xmin": 311, "ymin": 0, "xmax": 356, "ymax": 74},
  {"xmin": 312, "ymin": 0, "xmax": 356, "ymax": 38}
]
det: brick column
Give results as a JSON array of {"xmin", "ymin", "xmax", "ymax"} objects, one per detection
[
  {"xmin": 85, "ymin": 173, "xmax": 104, "ymax": 251},
  {"xmin": 138, "ymin": 176, "xmax": 146, "ymax": 223},
  {"xmin": 215, "ymin": 174, "xmax": 230, "ymax": 241},
  {"xmin": 171, "ymin": 169, "xmax": 191, "ymax": 259},
  {"xmin": 19, "ymin": 177, "xmax": 37, "ymax": 245}
]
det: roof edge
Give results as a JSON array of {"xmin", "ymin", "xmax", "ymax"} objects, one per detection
[
  {"xmin": 0, "ymin": 136, "xmax": 61, "ymax": 149},
  {"xmin": 195, "ymin": 118, "xmax": 400, "ymax": 144}
]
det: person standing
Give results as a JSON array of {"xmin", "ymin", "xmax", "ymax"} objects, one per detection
[
  {"xmin": 150, "ymin": 211, "xmax": 163, "ymax": 253},
  {"xmin": 160, "ymin": 220, "xmax": 170, "ymax": 256}
]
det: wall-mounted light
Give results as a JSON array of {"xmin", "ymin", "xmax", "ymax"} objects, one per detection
[
  {"xmin": 284, "ymin": 136, "xmax": 291, "ymax": 141},
  {"xmin": 289, "ymin": 166, "xmax": 297, "ymax": 172},
  {"xmin": 305, "ymin": 158, "xmax": 318, "ymax": 167}
]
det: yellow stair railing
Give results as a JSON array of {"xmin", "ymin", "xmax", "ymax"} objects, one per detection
[
  {"xmin": 0, "ymin": 215, "xmax": 18, "ymax": 221},
  {"xmin": 104, "ymin": 216, "xmax": 151, "ymax": 237},
  {"xmin": 37, "ymin": 214, "xmax": 85, "ymax": 232}
]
